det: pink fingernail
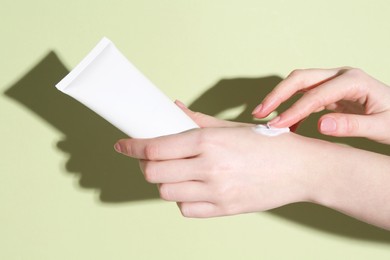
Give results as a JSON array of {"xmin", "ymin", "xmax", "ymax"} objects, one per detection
[
  {"xmin": 175, "ymin": 99, "xmax": 187, "ymax": 109},
  {"xmin": 251, "ymin": 104, "xmax": 263, "ymax": 115},
  {"xmin": 114, "ymin": 143, "xmax": 122, "ymax": 153},
  {"xmin": 320, "ymin": 118, "xmax": 337, "ymax": 132}
]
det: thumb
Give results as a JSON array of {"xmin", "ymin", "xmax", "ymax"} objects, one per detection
[{"xmin": 318, "ymin": 113, "xmax": 390, "ymax": 143}]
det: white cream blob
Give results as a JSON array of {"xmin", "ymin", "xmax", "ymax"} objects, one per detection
[{"xmin": 252, "ymin": 124, "xmax": 290, "ymax": 137}]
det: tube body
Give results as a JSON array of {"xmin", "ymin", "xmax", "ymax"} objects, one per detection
[{"xmin": 56, "ymin": 37, "xmax": 199, "ymax": 138}]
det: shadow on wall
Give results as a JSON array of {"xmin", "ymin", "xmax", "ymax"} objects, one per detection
[
  {"xmin": 5, "ymin": 52, "xmax": 159, "ymax": 202},
  {"xmin": 4, "ymin": 52, "xmax": 390, "ymax": 243}
]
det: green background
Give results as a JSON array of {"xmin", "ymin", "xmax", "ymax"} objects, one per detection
[{"xmin": 1, "ymin": 0, "xmax": 390, "ymax": 259}]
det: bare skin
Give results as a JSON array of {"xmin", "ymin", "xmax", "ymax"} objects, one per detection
[
  {"xmin": 252, "ymin": 67, "xmax": 390, "ymax": 144},
  {"xmin": 115, "ymin": 68, "xmax": 390, "ymax": 230}
]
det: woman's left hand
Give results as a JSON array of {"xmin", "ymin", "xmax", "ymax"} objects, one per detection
[{"xmin": 114, "ymin": 102, "xmax": 319, "ymax": 217}]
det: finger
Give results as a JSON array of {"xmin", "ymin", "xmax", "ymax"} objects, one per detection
[
  {"xmin": 158, "ymin": 182, "xmax": 210, "ymax": 202},
  {"xmin": 175, "ymin": 100, "xmax": 250, "ymax": 128},
  {"xmin": 327, "ymin": 100, "xmax": 365, "ymax": 114},
  {"xmin": 269, "ymin": 73, "xmax": 367, "ymax": 128},
  {"xmin": 178, "ymin": 202, "xmax": 218, "ymax": 218},
  {"xmin": 115, "ymin": 129, "xmax": 202, "ymax": 160},
  {"xmin": 319, "ymin": 113, "xmax": 390, "ymax": 143},
  {"xmin": 252, "ymin": 68, "xmax": 344, "ymax": 118},
  {"xmin": 175, "ymin": 99, "xmax": 230, "ymax": 127},
  {"xmin": 140, "ymin": 158, "xmax": 205, "ymax": 183}
]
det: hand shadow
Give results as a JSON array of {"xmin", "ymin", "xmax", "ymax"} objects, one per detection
[
  {"xmin": 4, "ymin": 52, "xmax": 390, "ymax": 243},
  {"xmin": 189, "ymin": 76, "xmax": 390, "ymax": 243},
  {"xmin": 4, "ymin": 51, "xmax": 158, "ymax": 202}
]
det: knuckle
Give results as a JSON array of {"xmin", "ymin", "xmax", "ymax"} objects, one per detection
[
  {"xmin": 344, "ymin": 68, "xmax": 366, "ymax": 82},
  {"xmin": 143, "ymin": 162, "xmax": 157, "ymax": 183},
  {"xmin": 197, "ymin": 128, "xmax": 214, "ymax": 149},
  {"xmin": 287, "ymin": 69, "xmax": 308, "ymax": 88},
  {"xmin": 158, "ymin": 184, "xmax": 172, "ymax": 201},
  {"xmin": 214, "ymin": 184, "xmax": 232, "ymax": 201},
  {"xmin": 306, "ymin": 90, "xmax": 325, "ymax": 108},
  {"xmin": 339, "ymin": 65, "xmax": 354, "ymax": 71},
  {"xmin": 144, "ymin": 143, "xmax": 159, "ymax": 160},
  {"xmin": 288, "ymin": 69, "xmax": 304, "ymax": 78},
  {"xmin": 336, "ymin": 116, "xmax": 359, "ymax": 135},
  {"xmin": 208, "ymin": 164, "xmax": 219, "ymax": 178},
  {"xmin": 344, "ymin": 68, "xmax": 369, "ymax": 93},
  {"xmin": 214, "ymin": 186, "xmax": 226, "ymax": 199},
  {"xmin": 346, "ymin": 67, "xmax": 365, "ymax": 76},
  {"xmin": 208, "ymin": 161, "xmax": 226, "ymax": 178},
  {"xmin": 179, "ymin": 204, "xmax": 192, "ymax": 218},
  {"xmin": 346, "ymin": 116, "xmax": 359, "ymax": 135},
  {"xmin": 218, "ymin": 203, "xmax": 237, "ymax": 216}
]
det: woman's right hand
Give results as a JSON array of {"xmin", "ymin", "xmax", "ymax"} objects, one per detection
[{"xmin": 252, "ymin": 67, "xmax": 390, "ymax": 145}]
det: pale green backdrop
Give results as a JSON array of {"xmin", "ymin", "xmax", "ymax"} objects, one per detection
[{"xmin": 1, "ymin": 0, "xmax": 390, "ymax": 259}]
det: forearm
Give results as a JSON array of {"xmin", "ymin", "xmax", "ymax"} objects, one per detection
[{"xmin": 308, "ymin": 141, "xmax": 390, "ymax": 230}]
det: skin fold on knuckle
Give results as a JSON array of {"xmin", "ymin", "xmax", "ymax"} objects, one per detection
[
  {"xmin": 213, "ymin": 183, "xmax": 235, "ymax": 207},
  {"xmin": 287, "ymin": 69, "xmax": 306, "ymax": 86},
  {"xmin": 347, "ymin": 116, "xmax": 360, "ymax": 135},
  {"xmin": 197, "ymin": 128, "xmax": 216, "ymax": 151},
  {"xmin": 179, "ymin": 204, "xmax": 192, "ymax": 218},
  {"xmin": 305, "ymin": 89, "xmax": 326, "ymax": 110},
  {"xmin": 288, "ymin": 69, "xmax": 304, "ymax": 78},
  {"xmin": 159, "ymin": 184, "xmax": 173, "ymax": 201},
  {"xmin": 335, "ymin": 116, "xmax": 358, "ymax": 136},
  {"xmin": 217, "ymin": 202, "xmax": 238, "ymax": 217},
  {"xmin": 344, "ymin": 68, "xmax": 369, "ymax": 94},
  {"xmin": 180, "ymin": 204, "xmax": 215, "ymax": 218},
  {"xmin": 143, "ymin": 143, "xmax": 159, "ymax": 160},
  {"xmin": 143, "ymin": 162, "xmax": 158, "ymax": 183},
  {"xmin": 205, "ymin": 156, "xmax": 229, "ymax": 182}
]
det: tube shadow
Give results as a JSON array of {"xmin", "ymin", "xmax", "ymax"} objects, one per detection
[
  {"xmin": 4, "ymin": 52, "xmax": 389, "ymax": 243},
  {"xmin": 4, "ymin": 51, "xmax": 158, "ymax": 202}
]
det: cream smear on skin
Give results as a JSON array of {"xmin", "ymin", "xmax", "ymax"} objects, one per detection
[{"xmin": 252, "ymin": 123, "xmax": 290, "ymax": 136}]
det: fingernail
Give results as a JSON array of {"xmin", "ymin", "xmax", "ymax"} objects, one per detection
[
  {"xmin": 268, "ymin": 116, "xmax": 280, "ymax": 125},
  {"xmin": 175, "ymin": 99, "xmax": 187, "ymax": 109},
  {"xmin": 114, "ymin": 143, "xmax": 122, "ymax": 153},
  {"xmin": 320, "ymin": 117, "xmax": 337, "ymax": 132},
  {"xmin": 251, "ymin": 104, "xmax": 263, "ymax": 115}
]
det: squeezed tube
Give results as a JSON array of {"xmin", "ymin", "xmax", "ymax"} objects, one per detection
[{"xmin": 55, "ymin": 37, "xmax": 199, "ymax": 138}]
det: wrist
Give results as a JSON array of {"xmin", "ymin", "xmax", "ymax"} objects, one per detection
[
  {"xmin": 262, "ymin": 134, "xmax": 339, "ymax": 206},
  {"xmin": 293, "ymin": 136, "xmax": 350, "ymax": 205},
  {"xmin": 305, "ymin": 142, "xmax": 390, "ymax": 229}
]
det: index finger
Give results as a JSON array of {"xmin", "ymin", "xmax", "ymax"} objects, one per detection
[
  {"xmin": 270, "ymin": 70, "xmax": 367, "ymax": 128},
  {"xmin": 253, "ymin": 68, "xmax": 344, "ymax": 118},
  {"xmin": 114, "ymin": 129, "xmax": 202, "ymax": 160}
]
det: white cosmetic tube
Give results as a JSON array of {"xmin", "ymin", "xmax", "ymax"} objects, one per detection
[{"xmin": 56, "ymin": 37, "xmax": 199, "ymax": 138}]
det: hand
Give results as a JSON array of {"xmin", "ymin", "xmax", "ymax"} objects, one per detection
[
  {"xmin": 252, "ymin": 67, "xmax": 390, "ymax": 144},
  {"xmin": 114, "ymin": 101, "xmax": 317, "ymax": 217},
  {"xmin": 114, "ymin": 101, "xmax": 390, "ymax": 230}
]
